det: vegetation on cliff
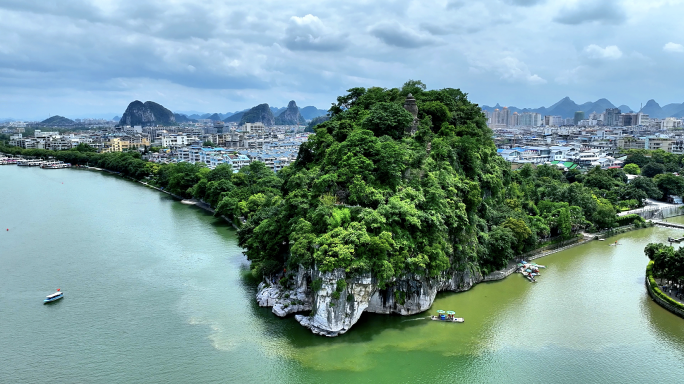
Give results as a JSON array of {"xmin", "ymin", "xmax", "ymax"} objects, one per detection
[{"xmin": 235, "ymin": 81, "xmax": 636, "ymax": 281}]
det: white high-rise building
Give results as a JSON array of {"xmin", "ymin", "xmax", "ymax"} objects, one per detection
[
  {"xmin": 544, "ymin": 115, "xmax": 563, "ymax": 126},
  {"xmin": 518, "ymin": 112, "xmax": 542, "ymax": 127}
]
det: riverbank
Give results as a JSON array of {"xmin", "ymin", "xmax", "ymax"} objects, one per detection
[
  {"xmin": 76, "ymin": 166, "xmax": 240, "ymax": 229},
  {"xmin": 645, "ymin": 260, "xmax": 684, "ymax": 319},
  {"xmin": 483, "ymin": 235, "xmax": 587, "ymax": 281}
]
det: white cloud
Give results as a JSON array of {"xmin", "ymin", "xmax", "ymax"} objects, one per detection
[
  {"xmin": 283, "ymin": 14, "xmax": 346, "ymax": 52},
  {"xmin": 663, "ymin": 42, "xmax": 684, "ymax": 53},
  {"xmin": 584, "ymin": 44, "xmax": 623, "ymax": 59},
  {"xmin": 469, "ymin": 56, "xmax": 546, "ymax": 85},
  {"xmin": 369, "ymin": 21, "xmax": 436, "ymax": 48}
]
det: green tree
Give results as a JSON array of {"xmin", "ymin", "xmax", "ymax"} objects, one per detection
[
  {"xmin": 630, "ymin": 176, "xmax": 663, "ymax": 200},
  {"xmin": 558, "ymin": 208, "xmax": 572, "ymax": 239},
  {"xmin": 655, "ymin": 173, "xmax": 684, "ymax": 199},
  {"xmin": 74, "ymin": 143, "xmax": 97, "ymax": 152},
  {"xmin": 501, "ymin": 218, "xmax": 531, "ymax": 253},
  {"xmin": 623, "ymin": 163, "xmax": 640, "ymax": 175},
  {"xmin": 641, "ymin": 163, "xmax": 665, "ymax": 178},
  {"xmin": 362, "ymin": 102, "xmax": 414, "ymax": 139}
]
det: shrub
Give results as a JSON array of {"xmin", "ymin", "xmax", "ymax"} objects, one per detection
[
  {"xmin": 311, "ymin": 278, "xmax": 323, "ymax": 292},
  {"xmin": 347, "ymin": 293, "xmax": 355, "ymax": 302},
  {"xmin": 616, "ymin": 214, "xmax": 643, "ymax": 226},
  {"xmin": 394, "ymin": 290, "xmax": 406, "ymax": 306},
  {"xmin": 331, "ymin": 291, "xmax": 341, "ymax": 300},
  {"xmin": 335, "ymin": 279, "xmax": 347, "ymax": 293}
]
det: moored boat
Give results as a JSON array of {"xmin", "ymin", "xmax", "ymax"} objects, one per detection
[
  {"xmin": 41, "ymin": 161, "xmax": 71, "ymax": 169},
  {"xmin": 44, "ymin": 289, "xmax": 64, "ymax": 304}
]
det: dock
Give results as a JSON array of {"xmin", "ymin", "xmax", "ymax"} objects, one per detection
[{"xmin": 653, "ymin": 221, "xmax": 684, "ymax": 230}]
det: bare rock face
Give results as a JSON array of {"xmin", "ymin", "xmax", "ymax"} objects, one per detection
[
  {"xmin": 118, "ymin": 100, "xmax": 176, "ymax": 127},
  {"xmin": 275, "ymin": 100, "xmax": 306, "ymax": 125},
  {"xmin": 256, "ymin": 268, "xmax": 312, "ymax": 317},
  {"xmin": 257, "ymin": 265, "xmax": 483, "ymax": 337},
  {"xmin": 296, "ymin": 269, "xmax": 374, "ymax": 337}
]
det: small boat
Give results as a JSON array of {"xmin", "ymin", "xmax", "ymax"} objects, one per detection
[
  {"xmin": 430, "ymin": 315, "xmax": 464, "ymax": 323},
  {"xmin": 430, "ymin": 310, "xmax": 464, "ymax": 323},
  {"xmin": 44, "ymin": 289, "xmax": 64, "ymax": 304}
]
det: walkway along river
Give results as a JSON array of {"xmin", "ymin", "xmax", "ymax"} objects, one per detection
[{"xmin": 3, "ymin": 165, "xmax": 684, "ymax": 383}]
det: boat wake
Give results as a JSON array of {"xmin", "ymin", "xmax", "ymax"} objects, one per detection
[{"xmin": 402, "ymin": 317, "xmax": 426, "ymax": 322}]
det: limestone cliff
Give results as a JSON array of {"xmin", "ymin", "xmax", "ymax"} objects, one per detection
[
  {"xmin": 239, "ymin": 104, "xmax": 275, "ymax": 126},
  {"xmin": 257, "ymin": 267, "xmax": 482, "ymax": 337},
  {"xmin": 118, "ymin": 101, "xmax": 176, "ymax": 127},
  {"xmin": 275, "ymin": 100, "xmax": 306, "ymax": 125}
]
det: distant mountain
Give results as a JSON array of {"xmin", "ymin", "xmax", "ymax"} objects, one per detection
[
  {"xmin": 207, "ymin": 113, "xmax": 223, "ymax": 121},
  {"xmin": 617, "ymin": 105, "xmax": 634, "ymax": 113},
  {"xmin": 275, "ymin": 101, "xmax": 306, "ymax": 125},
  {"xmin": 271, "ymin": 106, "xmax": 287, "ymax": 116},
  {"xmin": 482, "ymin": 97, "xmax": 638, "ymax": 119},
  {"xmin": 174, "ymin": 113, "xmax": 197, "ymax": 123},
  {"xmin": 300, "ymin": 106, "xmax": 328, "ymax": 120},
  {"xmin": 661, "ymin": 102, "xmax": 684, "ymax": 118},
  {"xmin": 118, "ymin": 101, "xmax": 176, "ymax": 126},
  {"xmin": 41, "ymin": 115, "xmax": 75, "ymax": 126},
  {"xmin": 240, "ymin": 104, "xmax": 275, "ymax": 126},
  {"xmin": 223, "ymin": 112, "xmax": 245, "ymax": 123},
  {"xmin": 112, "ymin": 116, "xmax": 120, "ymax": 122}
]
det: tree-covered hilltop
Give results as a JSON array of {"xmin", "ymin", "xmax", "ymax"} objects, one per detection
[
  {"xmin": 41, "ymin": 115, "xmax": 75, "ymax": 126},
  {"xmin": 234, "ymin": 81, "xmax": 642, "ymax": 282}
]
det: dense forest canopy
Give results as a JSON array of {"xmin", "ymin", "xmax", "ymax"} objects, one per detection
[{"xmin": 234, "ymin": 81, "xmax": 644, "ymax": 282}]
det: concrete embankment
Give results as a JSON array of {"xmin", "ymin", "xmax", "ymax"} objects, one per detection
[
  {"xmin": 483, "ymin": 235, "xmax": 592, "ymax": 282},
  {"xmin": 645, "ymin": 262, "xmax": 684, "ymax": 319}
]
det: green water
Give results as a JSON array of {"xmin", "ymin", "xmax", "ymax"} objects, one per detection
[{"xmin": 2, "ymin": 166, "xmax": 684, "ymax": 383}]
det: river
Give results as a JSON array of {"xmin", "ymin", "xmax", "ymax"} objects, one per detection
[{"xmin": 2, "ymin": 165, "xmax": 684, "ymax": 383}]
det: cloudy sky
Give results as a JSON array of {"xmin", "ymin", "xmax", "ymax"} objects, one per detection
[{"xmin": 1, "ymin": 0, "xmax": 684, "ymax": 120}]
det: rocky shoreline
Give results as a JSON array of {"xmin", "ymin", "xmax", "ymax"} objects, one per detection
[{"xmin": 254, "ymin": 233, "xmax": 607, "ymax": 337}]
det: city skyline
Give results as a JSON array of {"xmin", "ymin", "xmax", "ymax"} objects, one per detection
[{"xmin": 1, "ymin": 1, "xmax": 684, "ymax": 120}]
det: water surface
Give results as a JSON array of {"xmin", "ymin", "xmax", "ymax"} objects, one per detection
[{"xmin": 2, "ymin": 166, "xmax": 684, "ymax": 383}]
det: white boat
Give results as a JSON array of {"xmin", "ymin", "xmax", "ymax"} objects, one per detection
[
  {"xmin": 44, "ymin": 290, "xmax": 64, "ymax": 304},
  {"xmin": 41, "ymin": 161, "xmax": 71, "ymax": 169},
  {"xmin": 430, "ymin": 315, "xmax": 464, "ymax": 323}
]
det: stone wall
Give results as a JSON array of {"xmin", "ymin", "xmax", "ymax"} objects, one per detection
[{"xmin": 645, "ymin": 267, "xmax": 684, "ymax": 320}]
